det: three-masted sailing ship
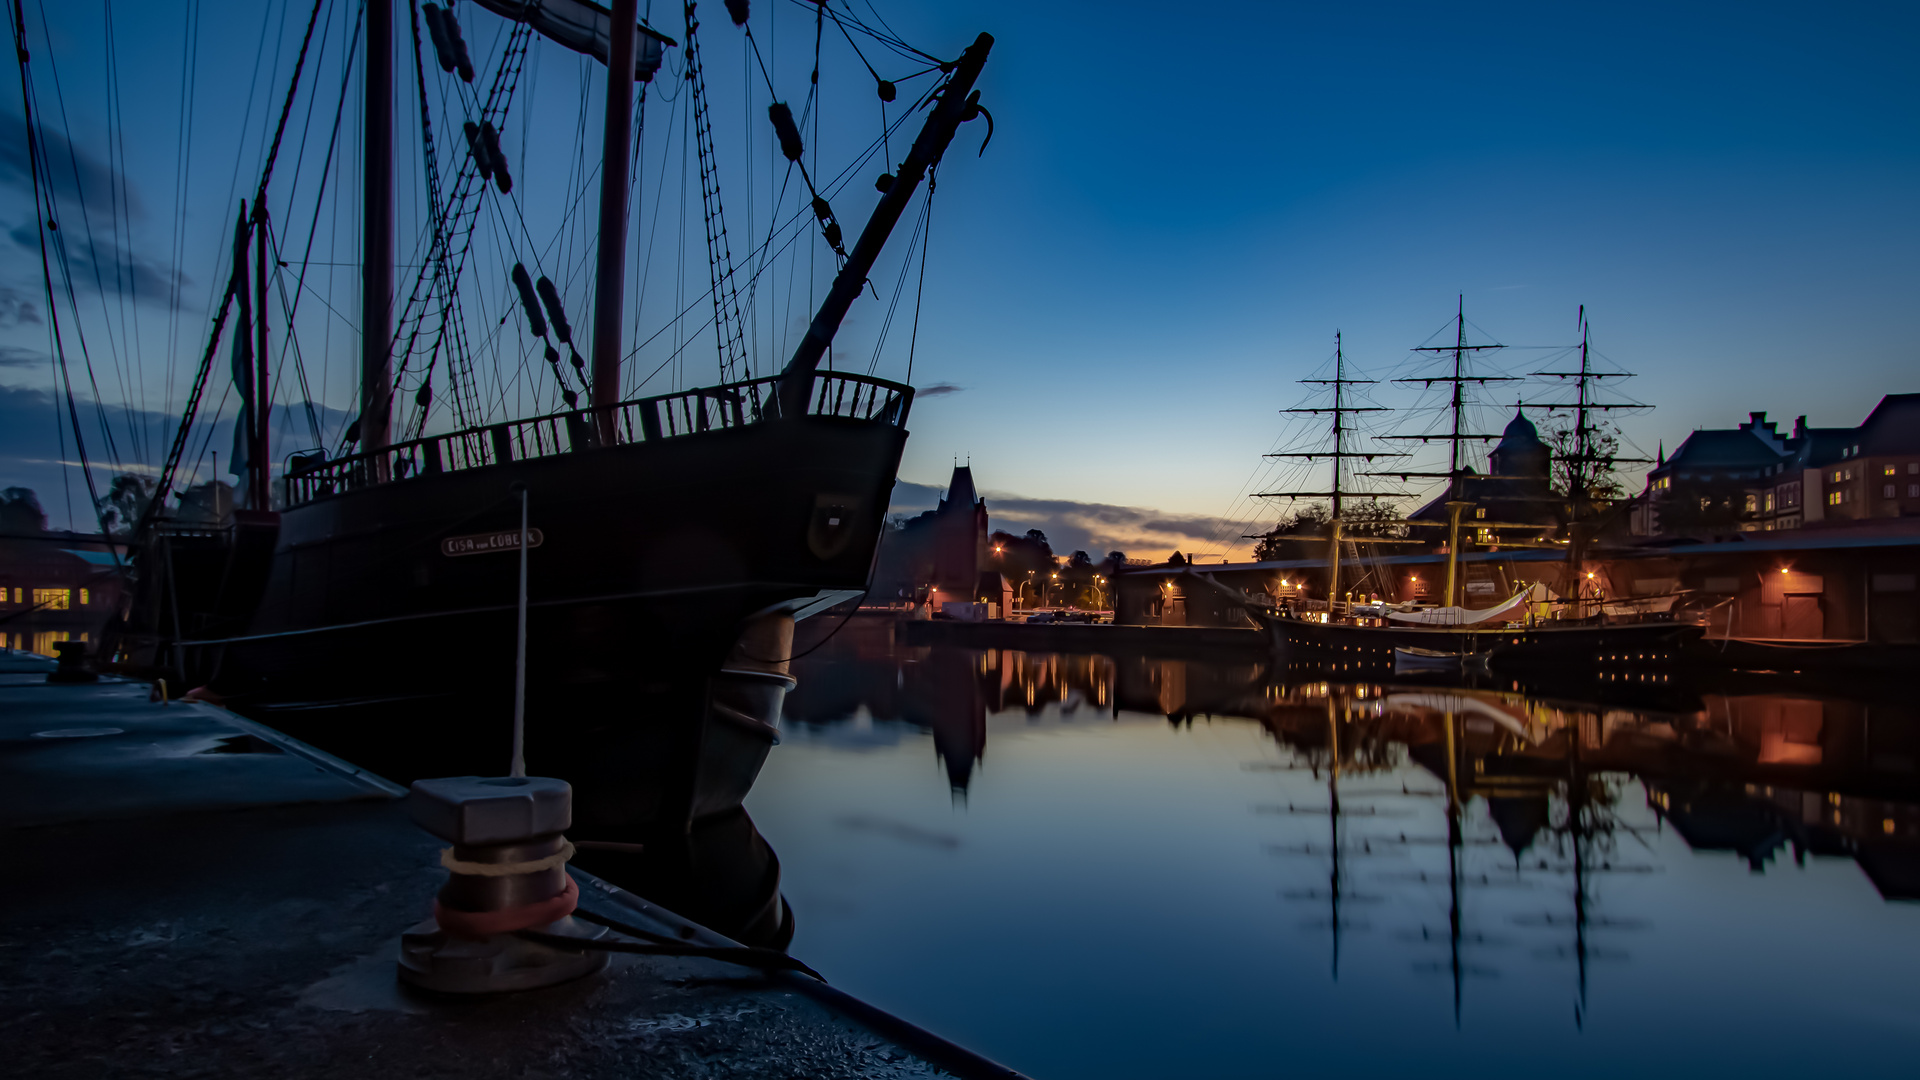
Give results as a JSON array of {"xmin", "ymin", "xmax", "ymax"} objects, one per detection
[
  {"xmin": 1231, "ymin": 302, "xmax": 1701, "ymax": 673},
  {"xmin": 49, "ymin": 0, "xmax": 995, "ymax": 932}
]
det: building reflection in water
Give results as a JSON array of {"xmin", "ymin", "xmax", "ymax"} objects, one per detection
[{"xmin": 783, "ymin": 615, "xmax": 1920, "ymax": 1017}]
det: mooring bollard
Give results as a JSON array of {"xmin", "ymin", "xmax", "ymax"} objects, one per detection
[
  {"xmin": 47, "ymin": 640, "xmax": 99, "ymax": 684},
  {"xmin": 396, "ymin": 775, "xmax": 608, "ymax": 994}
]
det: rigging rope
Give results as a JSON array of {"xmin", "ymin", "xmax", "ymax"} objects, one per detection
[
  {"xmin": 683, "ymin": 3, "xmax": 751, "ymax": 384},
  {"xmin": 127, "ymin": 0, "xmax": 329, "ymax": 550}
]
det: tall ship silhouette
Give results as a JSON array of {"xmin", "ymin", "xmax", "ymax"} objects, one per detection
[{"xmin": 37, "ymin": 0, "xmax": 997, "ymax": 891}]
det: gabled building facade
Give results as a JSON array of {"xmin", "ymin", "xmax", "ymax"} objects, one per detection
[{"xmin": 1633, "ymin": 394, "xmax": 1920, "ymax": 538}]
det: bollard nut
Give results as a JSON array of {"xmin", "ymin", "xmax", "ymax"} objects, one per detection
[{"xmin": 409, "ymin": 776, "xmax": 571, "ymax": 845}]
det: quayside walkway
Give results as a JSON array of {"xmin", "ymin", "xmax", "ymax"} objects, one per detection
[{"xmin": 0, "ymin": 650, "xmax": 1022, "ymax": 1079}]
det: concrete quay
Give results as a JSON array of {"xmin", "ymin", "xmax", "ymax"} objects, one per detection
[{"xmin": 0, "ymin": 650, "xmax": 1023, "ymax": 1079}]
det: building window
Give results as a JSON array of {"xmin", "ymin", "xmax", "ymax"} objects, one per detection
[
  {"xmin": 1887, "ymin": 485, "xmax": 1898, "ymax": 499},
  {"xmin": 33, "ymin": 588, "xmax": 71, "ymax": 611},
  {"xmin": 1886, "ymin": 465, "xmax": 1898, "ymax": 477},
  {"xmin": 1743, "ymin": 494, "xmax": 1757, "ymax": 513},
  {"xmin": 1474, "ymin": 508, "xmax": 1486, "ymax": 520},
  {"xmin": 1910, "ymin": 484, "xmax": 1919, "ymax": 498},
  {"xmin": 1828, "ymin": 492, "xmax": 1843, "ymax": 506},
  {"xmin": 1764, "ymin": 493, "xmax": 1775, "ymax": 512},
  {"xmin": 1909, "ymin": 463, "xmax": 1918, "ymax": 474},
  {"xmin": 79, "ymin": 588, "xmax": 90, "ymax": 605}
]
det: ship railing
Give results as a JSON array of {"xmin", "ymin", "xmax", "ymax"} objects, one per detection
[{"xmin": 284, "ymin": 371, "xmax": 913, "ymax": 508}]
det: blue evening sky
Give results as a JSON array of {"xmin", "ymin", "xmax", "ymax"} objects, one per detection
[{"xmin": 1, "ymin": 1, "xmax": 1914, "ymax": 557}]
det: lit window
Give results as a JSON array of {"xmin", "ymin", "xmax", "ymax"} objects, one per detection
[
  {"xmin": 1475, "ymin": 508, "xmax": 1486, "ymax": 519},
  {"xmin": 1829, "ymin": 492, "xmax": 1842, "ymax": 506},
  {"xmin": 1764, "ymin": 493, "xmax": 1775, "ymax": 511},
  {"xmin": 79, "ymin": 588, "xmax": 89, "ymax": 605},
  {"xmin": 1743, "ymin": 494, "xmax": 1757, "ymax": 513},
  {"xmin": 33, "ymin": 588, "xmax": 71, "ymax": 611},
  {"xmin": 1886, "ymin": 465, "xmax": 1897, "ymax": 476}
]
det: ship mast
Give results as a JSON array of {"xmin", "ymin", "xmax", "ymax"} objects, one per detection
[
  {"xmin": 1256, "ymin": 333, "xmax": 1395, "ymax": 514},
  {"xmin": 361, "ymin": 0, "xmax": 394, "ymax": 460},
  {"xmin": 1524, "ymin": 307, "xmax": 1648, "ymax": 607},
  {"xmin": 1372, "ymin": 297, "xmax": 1516, "ymax": 499},
  {"xmin": 1253, "ymin": 333, "xmax": 1406, "ymax": 606},
  {"xmin": 589, "ymin": 0, "xmax": 641, "ymax": 432},
  {"xmin": 777, "ymin": 33, "xmax": 995, "ymax": 416}
]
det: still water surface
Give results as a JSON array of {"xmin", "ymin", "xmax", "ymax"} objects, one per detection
[{"xmin": 746, "ymin": 619, "xmax": 1920, "ymax": 1079}]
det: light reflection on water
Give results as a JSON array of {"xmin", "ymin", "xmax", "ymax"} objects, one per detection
[{"xmin": 745, "ymin": 617, "xmax": 1920, "ymax": 1079}]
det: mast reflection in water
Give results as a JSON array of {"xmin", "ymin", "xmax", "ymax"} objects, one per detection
[{"xmin": 749, "ymin": 615, "xmax": 1920, "ymax": 1080}]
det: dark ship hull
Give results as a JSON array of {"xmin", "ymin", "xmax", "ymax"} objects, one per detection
[
  {"xmin": 1260, "ymin": 609, "xmax": 1704, "ymax": 677},
  {"xmin": 134, "ymin": 374, "xmax": 908, "ymax": 871}
]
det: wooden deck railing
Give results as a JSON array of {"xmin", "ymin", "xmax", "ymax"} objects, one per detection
[{"xmin": 284, "ymin": 372, "xmax": 912, "ymax": 508}]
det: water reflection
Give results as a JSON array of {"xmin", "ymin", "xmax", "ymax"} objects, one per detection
[
  {"xmin": 784, "ymin": 619, "xmax": 1920, "ymax": 906},
  {"xmin": 766, "ymin": 616, "xmax": 1920, "ymax": 1073}
]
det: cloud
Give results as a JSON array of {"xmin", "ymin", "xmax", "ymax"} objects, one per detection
[
  {"xmin": 0, "ymin": 285, "xmax": 40, "ymax": 327},
  {"xmin": 916, "ymin": 383, "xmax": 964, "ymax": 398},
  {"xmin": 0, "ymin": 111, "xmax": 143, "ymax": 220},
  {"xmin": 0, "ymin": 344, "xmax": 43, "ymax": 369},
  {"xmin": 0, "ymin": 113, "xmax": 186, "ymax": 308},
  {"xmin": 984, "ymin": 494, "xmax": 1244, "ymax": 560},
  {"xmin": 0, "ymin": 383, "xmax": 351, "ymax": 526},
  {"xmin": 8, "ymin": 223, "xmax": 190, "ymax": 309},
  {"xmin": 889, "ymin": 479, "xmax": 944, "ymax": 514},
  {"xmin": 889, "ymin": 478, "xmax": 1244, "ymax": 561}
]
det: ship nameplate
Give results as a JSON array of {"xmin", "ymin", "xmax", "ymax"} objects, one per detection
[{"xmin": 441, "ymin": 529, "xmax": 545, "ymax": 557}]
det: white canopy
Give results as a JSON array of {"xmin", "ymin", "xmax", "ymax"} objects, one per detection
[{"xmin": 1384, "ymin": 588, "xmax": 1530, "ymax": 627}]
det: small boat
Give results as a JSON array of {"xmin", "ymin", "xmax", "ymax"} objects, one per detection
[{"xmin": 1392, "ymin": 646, "xmax": 1491, "ymax": 677}]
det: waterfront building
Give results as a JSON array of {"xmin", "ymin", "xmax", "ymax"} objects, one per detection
[
  {"xmin": 1632, "ymin": 394, "xmax": 1920, "ymax": 537},
  {"xmin": 0, "ymin": 530, "xmax": 126, "ymax": 655},
  {"xmin": 872, "ymin": 464, "xmax": 1011, "ymax": 615}
]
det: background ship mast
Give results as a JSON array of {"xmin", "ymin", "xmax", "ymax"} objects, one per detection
[
  {"xmin": 1368, "ymin": 296, "xmax": 1517, "ymax": 500},
  {"xmin": 1524, "ymin": 307, "xmax": 1650, "ymax": 600},
  {"xmin": 1253, "ymin": 333, "xmax": 1410, "ymax": 603},
  {"xmin": 1255, "ymin": 332, "xmax": 1398, "ymax": 516}
]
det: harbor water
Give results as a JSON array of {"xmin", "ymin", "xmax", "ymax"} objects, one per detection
[{"xmin": 746, "ymin": 618, "xmax": 1920, "ymax": 1079}]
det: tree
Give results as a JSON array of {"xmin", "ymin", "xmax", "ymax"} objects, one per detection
[
  {"xmin": 96, "ymin": 474, "xmax": 157, "ymax": 536},
  {"xmin": 1253, "ymin": 501, "xmax": 1404, "ymax": 562},
  {"xmin": 1543, "ymin": 416, "xmax": 1627, "ymax": 506},
  {"xmin": 990, "ymin": 529, "xmax": 1055, "ymax": 572},
  {"xmin": 0, "ymin": 486, "xmax": 47, "ymax": 533}
]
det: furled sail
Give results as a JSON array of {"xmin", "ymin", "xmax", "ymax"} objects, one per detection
[{"xmin": 469, "ymin": 0, "xmax": 675, "ymax": 81}]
